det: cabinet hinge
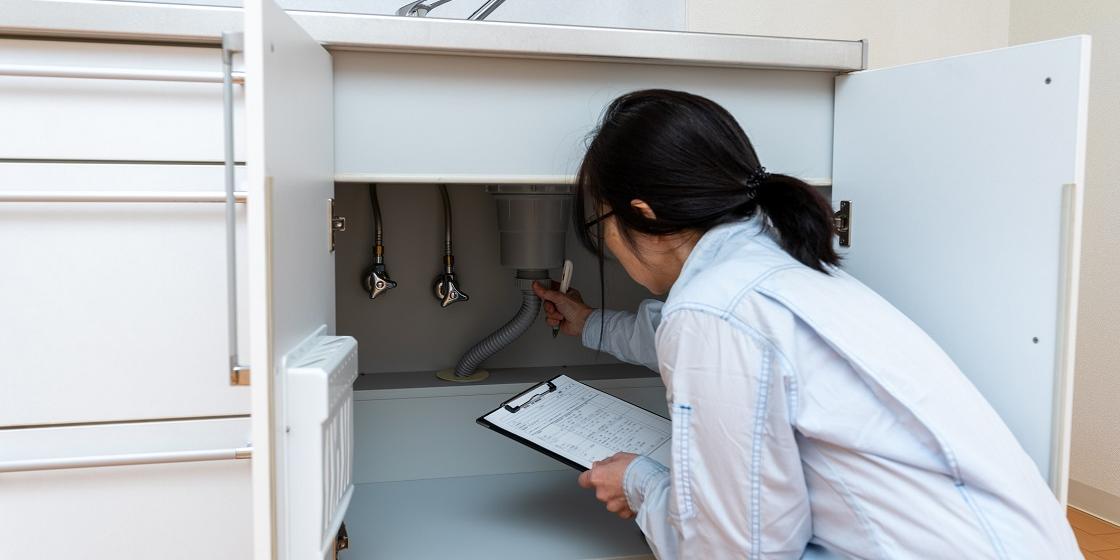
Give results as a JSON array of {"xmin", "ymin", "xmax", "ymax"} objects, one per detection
[
  {"xmin": 334, "ymin": 522, "xmax": 350, "ymax": 559},
  {"xmin": 834, "ymin": 200, "xmax": 852, "ymax": 247},
  {"xmin": 329, "ymin": 198, "xmax": 347, "ymax": 253}
]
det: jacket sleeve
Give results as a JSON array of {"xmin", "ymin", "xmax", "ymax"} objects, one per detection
[
  {"xmin": 581, "ymin": 299, "xmax": 664, "ymax": 372},
  {"xmin": 622, "ymin": 308, "xmax": 811, "ymax": 559}
]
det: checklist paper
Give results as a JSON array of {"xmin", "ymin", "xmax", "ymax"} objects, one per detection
[{"xmin": 477, "ymin": 375, "xmax": 672, "ymax": 471}]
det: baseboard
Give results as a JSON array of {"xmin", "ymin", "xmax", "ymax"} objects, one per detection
[{"xmin": 1069, "ymin": 479, "xmax": 1120, "ymax": 526}]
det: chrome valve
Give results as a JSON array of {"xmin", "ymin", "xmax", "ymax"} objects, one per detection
[
  {"xmin": 434, "ymin": 271, "xmax": 468, "ymax": 308},
  {"xmin": 365, "ymin": 263, "xmax": 397, "ymax": 300}
]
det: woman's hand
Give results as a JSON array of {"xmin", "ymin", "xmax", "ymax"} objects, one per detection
[
  {"xmin": 532, "ymin": 281, "xmax": 593, "ymax": 337},
  {"xmin": 578, "ymin": 452, "xmax": 639, "ymax": 519}
]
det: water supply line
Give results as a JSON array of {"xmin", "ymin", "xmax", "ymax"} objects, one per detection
[
  {"xmin": 364, "ymin": 184, "xmax": 397, "ymax": 299},
  {"xmin": 434, "ymin": 185, "xmax": 469, "ymax": 307}
]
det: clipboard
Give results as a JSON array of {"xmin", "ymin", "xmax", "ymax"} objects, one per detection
[{"xmin": 476, "ymin": 374, "xmax": 671, "ymax": 472}]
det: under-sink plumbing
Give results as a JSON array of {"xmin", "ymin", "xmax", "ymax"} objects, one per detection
[{"xmin": 437, "ymin": 184, "xmax": 574, "ymax": 383}]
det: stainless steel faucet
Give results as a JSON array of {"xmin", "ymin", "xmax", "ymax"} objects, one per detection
[{"xmin": 396, "ymin": 0, "xmax": 509, "ymax": 20}]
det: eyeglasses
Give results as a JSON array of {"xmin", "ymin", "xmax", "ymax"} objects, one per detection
[
  {"xmin": 584, "ymin": 209, "xmax": 615, "ymax": 232},
  {"xmin": 582, "ymin": 209, "xmax": 617, "ymax": 258}
]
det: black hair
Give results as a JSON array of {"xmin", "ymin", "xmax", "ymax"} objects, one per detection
[{"xmin": 574, "ymin": 89, "xmax": 840, "ymax": 273}]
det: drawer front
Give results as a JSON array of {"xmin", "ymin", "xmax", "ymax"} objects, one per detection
[
  {"xmin": 0, "ymin": 417, "xmax": 252, "ymax": 560},
  {"xmin": 0, "ymin": 163, "xmax": 249, "ymax": 425},
  {"xmin": 0, "ymin": 38, "xmax": 244, "ymax": 162}
]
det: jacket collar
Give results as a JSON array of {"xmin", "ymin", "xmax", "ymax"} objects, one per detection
[{"xmin": 668, "ymin": 215, "xmax": 777, "ymax": 299}]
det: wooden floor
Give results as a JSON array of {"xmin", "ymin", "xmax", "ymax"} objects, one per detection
[{"xmin": 1070, "ymin": 507, "xmax": 1120, "ymax": 559}]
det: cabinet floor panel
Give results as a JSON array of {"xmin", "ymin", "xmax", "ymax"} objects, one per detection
[{"xmin": 343, "ymin": 470, "xmax": 653, "ymax": 560}]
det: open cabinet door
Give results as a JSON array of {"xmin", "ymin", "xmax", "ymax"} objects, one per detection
[
  {"xmin": 245, "ymin": 1, "xmax": 338, "ymax": 558},
  {"xmin": 832, "ymin": 36, "xmax": 1090, "ymax": 502}
]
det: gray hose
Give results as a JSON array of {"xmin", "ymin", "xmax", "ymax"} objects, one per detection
[{"xmin": 454, "ymin": 289, "xmax": 541, "ymax": 377}]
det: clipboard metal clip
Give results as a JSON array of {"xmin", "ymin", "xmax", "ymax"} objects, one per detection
[{"xmin": 504, "ymin": 381, "xmax": 557, "ymax": 413}]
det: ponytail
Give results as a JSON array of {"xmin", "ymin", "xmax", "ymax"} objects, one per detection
[{"xmin": 753, "ymin": 173, "xmax": 840, "ymax": 273}]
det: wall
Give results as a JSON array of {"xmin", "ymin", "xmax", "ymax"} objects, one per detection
[
  {"xmin": 341, "ymin": 0, "xmax": 686, "ymax": 29},
  {"xmin": 1010, "ymin": 0, "xmax": 1120, "ymax": 524},
  {"xmin": 687, "ymin": 0, "xmax": 1009, "ymax": 69},
  {"xmin": 113, "ymin": 0, "xmax": 687, "ymax": 30}
]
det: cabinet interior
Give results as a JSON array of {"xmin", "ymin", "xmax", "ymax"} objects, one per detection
[{"xmin": 332, "ymin": 182, "xmax": 654, "ymax": 387}]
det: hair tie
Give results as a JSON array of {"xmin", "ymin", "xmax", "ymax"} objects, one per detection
[{"xmin": 744, "ymin": 166, "xmax": 771, "ymax": 190}]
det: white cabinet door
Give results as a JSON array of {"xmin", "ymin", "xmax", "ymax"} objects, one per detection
[
  {"xmin": 243, "ymin": 0, "xmax": 335, "ymax": 558},
  {"xmin": 832, "ymin": 36, "xmax": 1090, "ymax": 499}
]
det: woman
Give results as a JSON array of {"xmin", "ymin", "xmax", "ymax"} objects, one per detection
[{"xmin": 531, "ymin": 90, "xmax": 1079, "ymax": 559}]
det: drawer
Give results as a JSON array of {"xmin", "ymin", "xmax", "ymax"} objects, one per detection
[
  {"xmin": 0, "ymin": 38, "xmax": 244, "ymax": 162},
  {"xmin": 0, "ymin": 163, "xmax": 250, "ymax": 426},
  {"xmin": 0, "ymin": 417, "xmax": 252, "ymax": 560}
]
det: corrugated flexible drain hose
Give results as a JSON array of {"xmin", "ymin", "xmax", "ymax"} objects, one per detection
[{"xmin": 454, "ymin": 289, "xmax": 541, "ymax": 377}]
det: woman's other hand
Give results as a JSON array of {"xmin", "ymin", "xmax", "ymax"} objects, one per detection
[
  {"xmin": 578, "ymin": 452, "xmax": 639, "ymax": 520},
  {"xmin": 532, "ymin": 281, "xmax": 593, "ymax": 337}
]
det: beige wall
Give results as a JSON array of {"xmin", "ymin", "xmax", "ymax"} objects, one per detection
[
  {"xmin": 687, "ymin": 0, "xmax": 1009, "ymax": 68},
  {"xmin": 689, "ymin": 0, "xmax": 1119, "ymax": 522},
  {"xmin": 1010, "ymin": 0, "xmax": 1120, "ymax": 523}
]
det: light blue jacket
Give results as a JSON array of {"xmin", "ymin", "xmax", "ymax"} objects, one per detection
[{"xmin": 582, "ymin": 218, "xmax": 1079, "ymax": 559}]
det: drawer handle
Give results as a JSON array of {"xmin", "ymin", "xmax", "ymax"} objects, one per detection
[
  {"xmin": 0, "ymin": 446, "xmax": 252, "ymax": 474},
  {"xmin": 0, "ymin": 63, "xmax": 244, "ymax": 84},
  {"xmin": 223, "ymin": 32, "xmax": 251, "ymax": 386},
  {"xmin": 0, "ymin": 191, "xmax": 247, "ymax": 203}
]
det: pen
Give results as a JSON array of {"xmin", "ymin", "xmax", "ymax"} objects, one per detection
[{"xmin": 552, "ymin": 259, "xmax": 573, "ymax": 339}]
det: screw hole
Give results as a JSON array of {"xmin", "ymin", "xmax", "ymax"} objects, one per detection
[
  {"xmin": 1044, "ymin": 77, "xmax": 1052, "ymax": 84},
  {"xmin": 1032, "ymin": 337, "xmax": 1039, "ymax": 344}
]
